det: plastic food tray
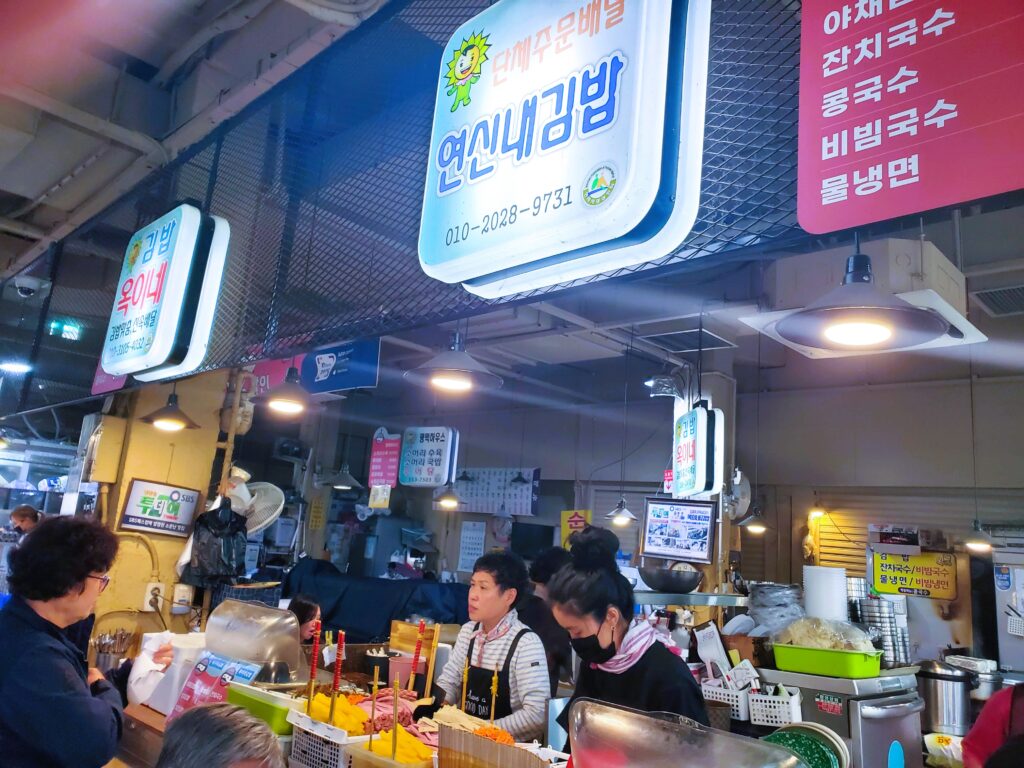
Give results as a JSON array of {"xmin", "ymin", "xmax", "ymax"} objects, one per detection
[
  {"xmin": 750, "ymin": 690, "xmax": 802, "ymax": 727},
  {"xmin": 227, "ymin": 682, "xmax": 302, "ymax": 735},
  {"xmin": 773, "ymin": 645, "xmax": 882, "ymax": 679},
  {"xmin": 342, "ymin": 743, "xmax": 432, "ymax": 768},
  {"xmin": 701, "ymin": 682, "xmax": 750, "ymax": 721},
  {"xmin": 287, "ymin": 709, "xmax": 369, "ymax": 768}
]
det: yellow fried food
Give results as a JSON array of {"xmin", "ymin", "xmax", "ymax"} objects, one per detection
[
  {"xmin": 364, "ymin": 723, "xmax": 434, "ymax": 764},
  {"xmin": 308, "ymin": 692, "xmax": 369, "ymax": 735}
]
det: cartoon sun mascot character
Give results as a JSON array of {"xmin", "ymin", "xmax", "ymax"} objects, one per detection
[
  {"xmin": 126, "ymin": 239, "xmax": 142, "ymax": 270},
  {"xmin": 445, "ymin": 31, "xmax": 491, "ymax": 113}
]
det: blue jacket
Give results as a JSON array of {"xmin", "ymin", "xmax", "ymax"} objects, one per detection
[{"xmin": 0, "ymin": 596, "xmax": 123, "ymax": 767}]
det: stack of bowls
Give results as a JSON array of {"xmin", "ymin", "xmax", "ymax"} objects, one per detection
[
  {"xmin": 847, "ymin": 578, "xmax": 868, "ymax": 622},
  {"xmin": 859, "ymin": 598, "xmax": 900, "ymax": 669}
]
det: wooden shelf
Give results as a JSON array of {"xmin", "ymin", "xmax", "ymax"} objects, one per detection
[{"xmin": 633, "ymin": 591, "xmax": 749, "ymax": 607}]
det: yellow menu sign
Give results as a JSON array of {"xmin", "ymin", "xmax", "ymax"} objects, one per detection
[
  {"xmin": 561, "ymin": 510, "xmax": 591, "ymax": 549},
  {"xmin": 308, "ymin": 495, "xmax": 327, "ymax": 532},
  {"xmin": 872, "ymin": 551, "xmax": 957, "ymax": 600}
]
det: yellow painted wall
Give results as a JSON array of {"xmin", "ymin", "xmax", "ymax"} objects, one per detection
[{"xmin": 92, "ymin": 371, "xmax": 229, "ymax": 638}]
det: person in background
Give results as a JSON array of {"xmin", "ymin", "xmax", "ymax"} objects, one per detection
[
  {"xmin": 963, "ymin": 683, "xmax": 1024, "ymax": 768},
  {"xmin": 528, "ymin": 546, "xmax": 573, "ymax": 604},
  {"xmin": 0, "ymin": 516, "xmax": 123, "ymax": 768},
  {"xmin": 518, "ymin": 546, "xmax": 573, "ymax": 695},
  {"xmin": 288, "ymin": 594, "xmax": 321, "ymax": 643},
  {"xmin": 155, "ymin": 702, "xmax": 284, "ymax": 768},
  {"xmin": 433, "ymin": 551, "xmax": 550, "ymax": 742},
  {"xmin": 986, "ymin": 736, "xmax": 1024, "ymax": 768},
  {"xmin": 548, "ymin": 526, "xmax": 708, "ymax": 741},
  {"xmin": 9, "ymin": 504, "xmax": 40, "ymax": 535}
]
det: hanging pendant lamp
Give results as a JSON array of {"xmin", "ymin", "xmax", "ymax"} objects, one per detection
[
  {"xmin": 141, "ymin": 386, "xmax": 200, "ymax": 432},
  {"xmin": 405, "ymin": 331, "xmax": 503, "ymax": 393},
  {"xmin": 605, "ymin": 497, "xmax": 638, "ymax": 528},
  {"xmin": 254, "ymin": 364, "xmax": 309, "ymax": 415},
  {"xmin": 964, "ymin": 518, "xmax": 993, "ymax": 554},
  {"xmin": 775, "ymin": 235, "xmax": 950, "ymax": 351},
  {"xmin": 737, "ymin": 507, "xmax": 768, "ymax": 535},
  {"xmin": 436, "ymin": 483, "xmax": 462, "ymax": 510},
  {"xmin": 325, "ymin": 464, "xmax": 362, "ymax": 491}
]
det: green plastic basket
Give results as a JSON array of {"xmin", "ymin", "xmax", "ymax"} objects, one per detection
[
  {"xmin": 227, "ymin": 683, "xmax": 303, "ymax": 735},
  {"xmin": 773, "ymin": 645, "xmax": 883, "ymax": 679}
]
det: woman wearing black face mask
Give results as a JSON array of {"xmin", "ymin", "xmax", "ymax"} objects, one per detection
[{"xmin": 549, "ymin": 526, "xmax": 708, "ymax": 739}]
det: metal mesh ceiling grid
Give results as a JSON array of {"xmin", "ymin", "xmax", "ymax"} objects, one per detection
[{"xmin": 7, "ymin": 0, "xmax": 802, "ymax": 415}]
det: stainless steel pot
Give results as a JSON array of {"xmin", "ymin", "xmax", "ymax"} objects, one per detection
[
  {"xmin": 917, "ymin": 660, "xmax": 976, "ymax": 736},
  {"xmin": 972, "ymin": 671, "xmax": 1003, "ymax": 701}
]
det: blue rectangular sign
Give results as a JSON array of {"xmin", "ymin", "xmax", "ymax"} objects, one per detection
[{"xmin": 299, "ymin": 338, "xmax": 380, "ymax": 394}]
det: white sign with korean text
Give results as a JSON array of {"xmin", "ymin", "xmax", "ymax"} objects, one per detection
[
  {"xmin": 458, "ymin": 520, "xmax": 487, "ymax": 573},
  {"xmin": 119, "ymin": 479, "xmax": 201, "ymax": 538},
  {"xmin": 399, "ymin": 426, "xmax": 458, "ymax": 488},
  {"xmin": 134, "ymin": 215, "xmax": 230, "ymax": 382},
  {"xmin": 672, "ymin": 404, "xmax": 724, "ymax": 497},
  {"xmin": 101, "ymin": 205, "xmax": 203, "ymax": 376},
  {"xmin": 419, "ymin": 0, "xmax": 712, "ymax": 297}
]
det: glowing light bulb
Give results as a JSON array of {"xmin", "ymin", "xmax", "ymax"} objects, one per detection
[
  {"xmin": 430, "ymin": 373, "xmax": 473, "ymax": 392},
  {"xmin": 823, "ymin": 321, "xmax": 893, "ymax": 347}
]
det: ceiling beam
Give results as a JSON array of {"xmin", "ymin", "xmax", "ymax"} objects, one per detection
[
  {"xmin": 532, "ymin": 302, "xmax": 689, "ymax": 367},
  {"xmin": 0, "ymin": 217, "xmax": 45, "ymax": 240},
  {"xmin": 0, "ymin": 83, "xmax": 168, "ymax": 159}
]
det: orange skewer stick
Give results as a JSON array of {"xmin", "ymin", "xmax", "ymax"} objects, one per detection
[
  {"xmin": 489, "ymin": 662, "xmax": 499, "ymax": 723},
  {"xmin": 460, "ymin": 657, "xmax": 469, "ymax": 711}
]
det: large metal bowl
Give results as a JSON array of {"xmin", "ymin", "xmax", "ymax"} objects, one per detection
[{"xmin": 638, "ymin": 566, "xmax": 704, "ymax": 593}]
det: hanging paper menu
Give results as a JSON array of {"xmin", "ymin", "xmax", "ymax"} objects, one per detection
[{"xmin": 448, "ymin": 467, "xmax": 540, "ymax": 517}]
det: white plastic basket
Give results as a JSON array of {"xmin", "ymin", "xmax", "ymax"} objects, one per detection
[
  {"xmin": 749, "ymin": 689, "xmax": 802, "ymax": 727},
  {"xmin": 1009, "ymin": 616, "xmax": 1024, "ymax": 638},
  {"xmin": 286, "ymin": 709, "xmax": 368, "ymax": 768},
  {"xmin": 701, "ymin": 682, "xmax": 750, "ymax": 721}
]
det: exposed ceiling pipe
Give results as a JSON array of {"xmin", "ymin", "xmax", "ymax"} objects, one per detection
[
  {"xmin": 0, "ymin": 217, "xmax": 45, "ymax": 240},
  {"xmin": 282, "ymin": 0, "xmax": 383, "ymax": 25},
  {"xmin": 7, "ymin": 146, "xmax": 113, "ymax": 221},
  {"xmin": 152, "ymin": 0, "xmax": 278, "ymax": 87},
  {"xmin": 0, "ymin": 83, "xmax": 168, "ymax": 161},
  {"xmin": 2, "ymin": 15, "xmax": 357, "ymax": 280}
]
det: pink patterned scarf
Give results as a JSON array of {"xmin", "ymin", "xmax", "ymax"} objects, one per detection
[
  {"xmin": 471, "ymin": 610, "xmax": 515, "ymax": 666},
  {"xmin": 593, "ymin": 620, "xmax": 678, "ymax": 674}
]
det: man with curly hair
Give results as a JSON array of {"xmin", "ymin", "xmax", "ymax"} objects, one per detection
[{"xmin": 0, "ymin": 516, "xmax": 122, "ymax": 767}]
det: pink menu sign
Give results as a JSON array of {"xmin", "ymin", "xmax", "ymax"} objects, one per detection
[{"xmin": 368, "ymin": 427, "xmax": 401, "ymax": 488}]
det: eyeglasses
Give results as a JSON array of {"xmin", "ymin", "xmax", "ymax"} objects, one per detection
[{"xmin": 88, "ymin": 574, "xmax": 111, "ymax": 593}]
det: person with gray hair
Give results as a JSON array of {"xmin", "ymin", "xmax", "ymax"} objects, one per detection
[{"xmin": 156, "ymin": 703, "xmax": 284, "ymax": 768}]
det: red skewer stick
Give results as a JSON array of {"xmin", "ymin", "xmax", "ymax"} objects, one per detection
[
  {"xmin": 329, "ymin": 630, "xmax": 345, "ymax": 724},
  {"xmin": 407, "ymin": 619, "xmax": 426, "ymax": 691},
  {"xmin": 306, "ymin": 619, "xmax": 321, "ymax": 715}
]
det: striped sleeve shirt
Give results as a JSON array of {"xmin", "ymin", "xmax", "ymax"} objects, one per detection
[{"xmin": 436, "ymin": 609, "xmax": 550, "ymax": 742}]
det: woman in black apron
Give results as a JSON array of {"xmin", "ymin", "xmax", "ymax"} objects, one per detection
[
  {"xmin": 463, "ymin": 626, "xmax": 533, "ymax": 720},
  {"xmin": 433, "ymin": 552, "xmax": 551, "ymax": 741}
]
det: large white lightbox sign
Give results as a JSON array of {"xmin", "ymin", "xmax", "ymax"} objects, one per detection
[{"xmin": 418, "ymin": 0, "xmax": 711, "ymax": 297}]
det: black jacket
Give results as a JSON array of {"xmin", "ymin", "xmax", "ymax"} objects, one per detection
[
  {"xmin": 557, "ymin": 640, "xmax": 708, "ymax": 741},
  {"xmin": 516, "ymin": 594, "xmax": 572, "ymax": 696},
  {"xmin": 0, "ymin": 596, "xmax": 123, "ymax": 767}
]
